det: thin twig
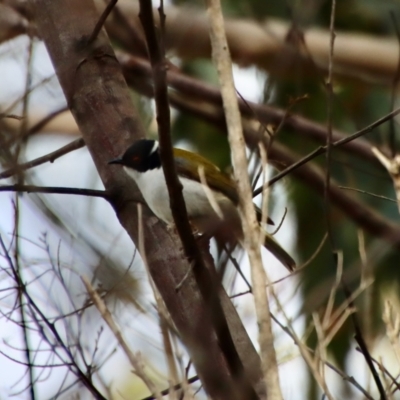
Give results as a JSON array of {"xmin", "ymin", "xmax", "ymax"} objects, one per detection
[
  {"xmin": 324, "ymin": 0, "xmax": 337, "ymax": 250},
  {"xmin": 206, "ymin": 0, "xmax": 282, "ymax": 398},
  {"xmin": 140, "ymin": 376, "xmax": 200, "ymax": 400},
  {"xmin": 14, "ymin": 37, "xmax": 36, "ymax": 400},
  {"xmin": 270, "ymin": 313, "xmax": 374, "ymax": 400},
  {"xmin": 138, "ymin": 1, "xmax": 252, "ymax": 398},
  {"xmin": 1, "ymin": 106, "xmax": 70, "ymax": 149},
  {"xmin": 81, "ymin": 277, "xmax": 163, "ymax": 399},
  {"xmin": 338, "ymin": 186, "xmax": 398, "ymax": 203},
  {"xmin": 1, "ymin": 114, "xmax": 24, "ymax": 120},
  {"xmin": 87, "ymin": 0, "xmax": 118, "ymax": 44},
  {"xmin": 0, "ymin": 138, "xmax": 85, "ymax": 179},
  {"xmin": 119, "ymin": 53, "xmax": 383, "ymax": 166},
  {"xmin": 382, "ymin": 301, "xmax": 400, "ymax": 371},
  {"xmin": 222, "ymin": 244, "xmax": 252, "ymax": 292},
  {"xmin": 0, "ymin": 184, "xmax": 110, "ymax": 199},
  {"xmin": 253, "ymin": 106, "xmax": 400, "ymax": 198},
  {"xmin": 355, "ymin": 348, "xmax": 400, "ymax": 395},
  {"xmin": 0, "ymin": 236, "xmax": 107, "ymax": 400},
  {"xmin": 341, "ymin": 280, "xmax": 387, "ymax": 400},
  {"xmin": 389, "ymin": 11, "xmax": 400, "ymax": 157},
  {"xmin": 269, "ymin": 207, "xmax": 287, "ymax": 236}
]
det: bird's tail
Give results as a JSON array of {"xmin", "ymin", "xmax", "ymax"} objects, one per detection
[{"xmin": 263, "ymin": 233, "xmax": 296, "ymax": 272}]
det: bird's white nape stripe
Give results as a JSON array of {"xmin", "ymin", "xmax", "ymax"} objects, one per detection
[{"xmin": 151, "ymin": 140, "xmax": 159, "ymax": 154}]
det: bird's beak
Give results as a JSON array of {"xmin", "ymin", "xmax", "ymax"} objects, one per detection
[{"xmin": 108, "ymin": 157, "xmax": 123, "ymax": 165}]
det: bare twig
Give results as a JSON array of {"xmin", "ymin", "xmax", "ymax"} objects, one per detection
[
  {"xmin": 138, "ymin": 1, "xmax": 254, "ymax": 398},
  {"xmin": 341, "ymin": 281, "xmax": 387, "ymax": 400},
  {"xmin": 324, "ymin": 0, "xmax": 337, "ymax": 249},
  {"xmin": 140, "ymin": 78, "xmax": 400, "ymax": 250},
  {"xmin": 0, "ymin": 184, "xmax": 110, "ymax": 199},
  {"xmin": 389, "ymin": 11, "xmax": 400, "ymax": 157},
  {"xmin": 1, "ymin": 114, "xmax": 24, "ymax": 120},
  {"xmin": 119, "ymin": 53, "xmax": 383, "ymax": 166},
  {"xmin": 81, "ymin": 276, "xmax": 163, "ymax": 400},
  {"xmin": 270, "ymin": 313, "xmax": 374, "ymax": 399},
  {"xmin": 371, "ymin": 146, "xmax": 400, "ymax": 213},
  {"xmin": 355, "ymin": 348, "xmax": 400, "ymax": 395},
  {"xmin": 197, "ymin": 165, "xmax": 223, "ymax": 219},
  {"xmin": 269, "ymin": 207, "xmax": 287, "ymax": 236},
  {"xmin": 0, "ymin": 138, "xmax": 85, "ymax": 179},
  {"xmin": 338, "ymin": 186, "xmax": 398, "ymax": 204},
  {"xmin": 140, "ymin": 376, "xmax": 200, "ymax": 400},
  {"xmin": 253, "ymin": 106, "xmax": 400, "ymax": 198},
  {"xmin": 269, "ymin": 296, "xmax": 335, "ymax": 399},
  {"xmin": 206, "ymin": 0, "xmax": 281, "ymax": 398},
  {"xmin": 87, "ymin": 0, "xmax": 118, "ymax": 44},
  {"xmin": 1, "ymin": 106, "xmax": 70, "ymax": 149},
  {"xmin": 0, "ymin": 236, "xmax": 107, "ymax": 400}
]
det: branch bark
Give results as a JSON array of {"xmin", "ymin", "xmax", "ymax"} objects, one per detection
[
  {"xmin": 206, "ymin": 0, "xmax": 282, "ymax": 398},
  {"xmin": 31, "ymin": 0, "xmax": 264, "ymax": 398},
  {"xmin": 99, "ymin": 1, "xmax": 400, "ymax": 87},
  {"xmin": 4, "ymin": 1, "xmax": 399, "ymax": 86}
]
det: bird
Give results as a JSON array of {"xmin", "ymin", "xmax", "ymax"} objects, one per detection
[{"xmin": 109, "ymin": 139, "xmax": 295, "ymax": 271}]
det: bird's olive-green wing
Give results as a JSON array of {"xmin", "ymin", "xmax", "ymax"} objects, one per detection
[{"xmin": 173, "ymin": 148, "xmax": 239, "ymax": 204}]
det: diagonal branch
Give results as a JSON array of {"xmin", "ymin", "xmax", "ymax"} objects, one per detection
[
  {"xmin": 138, "ymin": 1, "xmax": 257, "ymax": 398},
  {"xmin": 118, "ymin": 53, "xmax": 386, "ymax": 167},
  {"xmin": 0, "ymin": 138, "xmax": 85, "ymax": 179},
  {"xmin": 31, "ymin": 1, "xmax": 263, "ymax": 399},
  {"xmin": 206, "ymin": 0, "xmax": 281, "ymax": 398}
]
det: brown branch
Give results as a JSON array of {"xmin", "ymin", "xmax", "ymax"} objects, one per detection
[
  {"xmin": 87, "ymin": 0, "xmax": 118, "ymax": 44},
  {"xmin": 98, "ymin": 2, "xmax": 400, "ymax": 86},
  {"xmin": 341, "ymin": 281, "xmax": 387, "ymax": 400},
  {"xmin": 0, "ymin": 184, "xmax": 110, "ymax": 198},
  {"xmin": 266, "ymin": 141, "xmax": 400, "ymax": 248},
  {"xmin": 31, "ymin": 2, "xmax": 263, "ymax": 400},
  {"xmin": 0, "ymin": 138, "xmax": 85, "ymax": 179},
  {"xmin": 82, "ymin": 276, "xmax": 163, "ymax": 400},
  {"xmin": 6, "ymin": 1, "xmax": 400, "ymax": 86},
  {"xmin": 206, "ymin": 0, "xmax": 279, "ymax": 398},
  {"xmin": 0, "ymin": 3, "xmax": 30, "ymax": 44},
  {"xmin": 1, "ymin": 106, "xmax": 70, "ymax": 149},
  {"xmin": 138, "ymin": 2, "xmax": 256, "ymax": 398},
  {"xmin": 162, "ymin": 84, "xmax": 400, "ymax": 250},
  {"xmin": 118, "ymin": 53, "xmax": 384, "ymax": 166},
  {"xmin": 355, "ymin": 347, "xmax": 400, "ymax": 395},
  {"xmin": 253, "ymin": 106, "xmax": 400, "ymax": 197},
  {"xmin": 324, "ymin": 0, "xmax": 337, "ymax": 250}
]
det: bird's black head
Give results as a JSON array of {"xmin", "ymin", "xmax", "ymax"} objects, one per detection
[{"xmin": 108, "ymin": 139, "xmax": 161, "ymax": 172}]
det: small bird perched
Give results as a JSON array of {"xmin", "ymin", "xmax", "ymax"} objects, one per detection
[{"xmin": 109, "ymin": 139, "xmax": 295, "ymax": 271}]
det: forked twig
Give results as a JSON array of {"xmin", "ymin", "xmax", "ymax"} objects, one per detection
[{"xmin": 82, "ymin": 276, "xmax": 163, "ymax": 400}]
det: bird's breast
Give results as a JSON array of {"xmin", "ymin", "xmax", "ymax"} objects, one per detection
[{"xmin": 123, "ymin": 166, "xmax": 237, "ymax": 231}]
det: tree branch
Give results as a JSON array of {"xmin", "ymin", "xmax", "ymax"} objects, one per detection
[
  {"xmin": 118, "ymin": 53, "xmax": 385, "ymax": 167},
  {"xmin": 0, "ymin": 184, "xmax": 110, "ymax": 198},
  {"xmin": 138, "ymin": 1, "xmax": 257, "ymax": 398},
  {"xmin": 0, "ymin": 138, "xmax": 85, "ymax": 179},
  {"xmin": 31, "ymin": 1, "xmax": 263, "ymax": 399}
]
